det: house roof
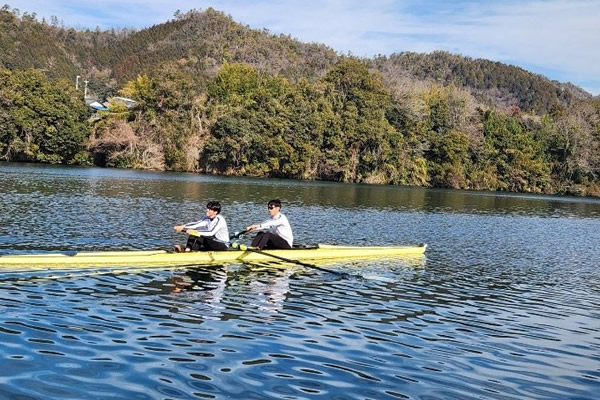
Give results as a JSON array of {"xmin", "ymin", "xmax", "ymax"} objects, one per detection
[{"xmin": 89, "ymin": 101, "xmax": 109, "ymax": 111}]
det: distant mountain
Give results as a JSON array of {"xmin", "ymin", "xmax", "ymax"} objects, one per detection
[
  {"xmin": 0, "ymin": 6, "xmax": 592, "ymax": 114},
  {"xmin": 370, "ymin": 51, "xmax": 592, "ymax": 114},
  {"xmin": 1, "ymin": 7, "xmax": 339, "ymax": 98},
  {"xmin": 0, "ymin": 7, "xmax": 78, "ymax": 78}
]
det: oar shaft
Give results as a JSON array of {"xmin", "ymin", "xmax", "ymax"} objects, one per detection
[
  {"xmin": 233, "ymin": 243, "xmax": 345, "ymax": 276},
  {"xmin": 229, "ymin": 229, "xmax": 250, "ymax": 240},
  {"xmin": 183, "ymin": 229, "xmax": 248, "ymax": 239}
]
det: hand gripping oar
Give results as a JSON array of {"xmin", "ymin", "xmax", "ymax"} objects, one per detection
[{"xmin": 231, "ymin": 242, "xmax": 349, "ymax": 277}]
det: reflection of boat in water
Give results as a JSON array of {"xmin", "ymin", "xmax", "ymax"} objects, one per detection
[{"xmin": 0, "ymin": 244, "xmax": 427, "ymax": 269}]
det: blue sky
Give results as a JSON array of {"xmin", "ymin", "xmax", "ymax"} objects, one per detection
[{"xmin": 7, "ymin": 0, "xmax": 600, "ymax": 95}]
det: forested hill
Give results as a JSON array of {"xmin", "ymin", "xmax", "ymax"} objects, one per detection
[
  {"xmin": 0, "ymin": 6, "xmax": 78, "ymax": 79},
  {"xmin": 1, "ymin": 6, "xmax": 599, "ymax": 197},
  {"xmin": 0, "ymin": 7, "xmax": 340, "ymax": 99},
  {"xmin": 371, "ymin": 52, "xmax": 593, "ymax": 114},
  {"xmin": 0, "ymin": 6, "xmax": 592, "ymax": 113}
]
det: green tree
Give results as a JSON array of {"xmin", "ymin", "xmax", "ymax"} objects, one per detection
[
  {"xmin": 428, "ymin": 130, "xmax": 471, "ymax": 188},
  {"xmin": 320, "ymin": 58, "xmax": 400, "ymax": 183},
  {"xmin": 483, "ymin": 110, "xmax": 550, "ymax": 192},
  {"xmin": 0, "ymin": 68, "xmax": 90, "ymax": 163}
]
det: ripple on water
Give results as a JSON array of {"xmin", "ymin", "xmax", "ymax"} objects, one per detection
[
  {"xmin": 2, "ymin": 165, "xmax": 600, "ymax": 399},
  {"xmin": 0, "ymin": 258, "xmax": 597, "ymax": 399}
]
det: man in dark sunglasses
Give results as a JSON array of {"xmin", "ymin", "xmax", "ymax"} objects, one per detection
[{"xmin": 246, "ymin": 199, "xmax": 293, "ymax": 249}]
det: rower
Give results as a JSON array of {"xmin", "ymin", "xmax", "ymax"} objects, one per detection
[
  {"xmin": 174, "ymin": 201, "xmax": 230, "ymax": 252},
  {"xmin": 246, "ymin": 199, "xmax": 293, "ymax": 249}
]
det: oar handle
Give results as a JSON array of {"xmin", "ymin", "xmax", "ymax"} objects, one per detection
[
  {"xmin": 229, "ymin": 229, "xmax": 250, "ymax": 240},
  {"xmin": 179, "ymin": 228, "xmax": 248, "ymax": 240},
  {"xmin": 182, "ymin": 228, "xmax": 200, "ymax": 237},
  {"xmin": 180, "ymin": 228, "xmax": 247, "ymax": 240}
]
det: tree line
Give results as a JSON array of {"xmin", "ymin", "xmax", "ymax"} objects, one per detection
[
  {"xmin": 0, "ymin": 6, "xmax": 599, "ymax": 196},
  {"xmin": 1, "ymin": 59, "xmax": 599, "ymax": 196}
]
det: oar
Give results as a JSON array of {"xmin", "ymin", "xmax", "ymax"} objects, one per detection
[
  {"xmin": 231, "ymin": 242, "xmax": 349, "ymax": 277},
  {"xmin": 182, "ymin": 229, "xmax": 248, "ymax": 239},
  {"xmin": 229, "ymin": 229, "xmax": 250, "ymax": 240},
  {"xmin": 176, "ymin": 228, "xmax": 250, "ymax": 252},
  {"xmin": 175, "ymin": 229, "xmax": 248, "ymax": 251}
]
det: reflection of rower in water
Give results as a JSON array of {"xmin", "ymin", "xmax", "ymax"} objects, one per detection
[
  {"xmin": 247, "ymin": 268, "xmax": 293, "ymax": 313},
  {"xmin": 171, "ymin": 267, "xmax": 227, "ymax": 308},
  {"xmin": 171, "ymin": 265, "xmax": 293, "ymax": 314}
]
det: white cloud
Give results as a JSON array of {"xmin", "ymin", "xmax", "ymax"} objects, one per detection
[{"xmin": 5, "ymin": 0, "xmax": 600, "ymax": 94}]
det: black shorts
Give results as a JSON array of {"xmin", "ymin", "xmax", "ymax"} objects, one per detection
[
  {"xmin": 186, "ymin": 236, "xmax": 228, "ymax": 251},
  {"xmin": 251, "ymin": 232, "xmax": 292, "ymax": 250}
]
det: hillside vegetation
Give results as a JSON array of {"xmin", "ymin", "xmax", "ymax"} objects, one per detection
[{"xmin": 1, "ymin": 6, "xmax": 599, "ymax": 196}]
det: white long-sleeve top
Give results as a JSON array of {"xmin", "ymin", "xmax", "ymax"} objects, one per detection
[
  {"xmin": 258, "ymin": 212, "xmax": 293, "ymax": 247},
  {"xmin": 184, "ymin": 215, "xmax": 230, "ymax": 243}
]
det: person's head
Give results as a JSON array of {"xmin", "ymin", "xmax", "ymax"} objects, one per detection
[
  {"xmin": 267, "ymin": 199, "xmax": 281, "ymax": 216},
  {"xmin": 206, "ymin": 201, "xmax": 222, "ymax": 218}
]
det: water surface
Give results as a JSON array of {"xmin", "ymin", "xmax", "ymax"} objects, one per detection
[{"xmin": 1, "ymin": 162, "xmax": 599, "ymax": 399}]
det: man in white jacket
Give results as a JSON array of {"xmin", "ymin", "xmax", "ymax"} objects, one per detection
[
  {"xmin": 174, "ymin": 201, "xmax": 230, "ymax": 251},
  {"xmin": 246, "ymin": 199, "xmax": 293, "ymax": 249}
]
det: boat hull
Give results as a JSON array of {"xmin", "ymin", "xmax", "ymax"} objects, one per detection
[{"xmin": 0, "ymin": 244, "xmax": 426, "ymax": 269}]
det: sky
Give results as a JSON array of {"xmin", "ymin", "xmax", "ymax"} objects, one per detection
[{"xmin": 6, "ymin": 0, "xmax": 600, "ymax": 95}]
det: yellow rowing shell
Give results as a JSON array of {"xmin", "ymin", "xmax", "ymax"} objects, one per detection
[{"xmin": 0, "ymin": 244, "xmax": 427, "ymax": 269}]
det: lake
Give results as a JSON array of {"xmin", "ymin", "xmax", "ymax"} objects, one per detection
[{"xmin": 0, "ymin": 162, "xmax": 599, "ymax": 399}]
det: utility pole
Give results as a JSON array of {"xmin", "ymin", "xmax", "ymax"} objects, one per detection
[
  {"xmin": 76, "ymin": 75, "xmax": 80, "ymax": 90},
  {"xmin": 84, "ymin": 80, "xmax": 89, "ymax": 99}
]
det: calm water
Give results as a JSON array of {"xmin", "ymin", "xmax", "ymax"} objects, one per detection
[{"xmin": 0, "ymin": 162, "xmax": 599, "ymax": 399}]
